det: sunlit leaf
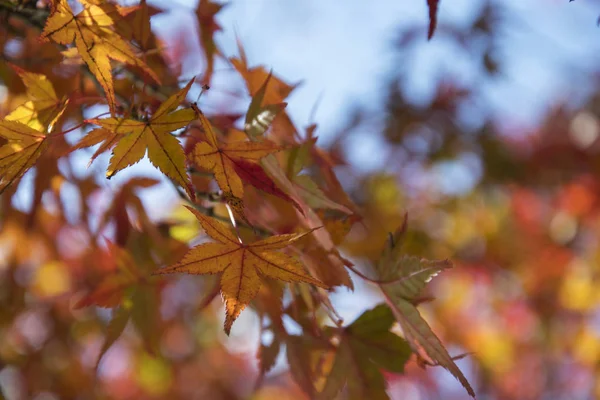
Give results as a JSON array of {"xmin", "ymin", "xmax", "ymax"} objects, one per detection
[
  {"xmin": 40, "ymin": 0, "xmax": 160, "ymax": 114},
  {"xmin": 192, "ymin": 104, "xmax": 282, "ymax": 199},
  {"xmin": 87, "ymin": 79, "xmax": 195, "ymax": 197},
  {"xmin": 5, "ymin": 66, "xmax": 67, "ymax": 131},
  {"xmin": 154, "ymin": 206, "xmax": 327, "ymax": 334}
]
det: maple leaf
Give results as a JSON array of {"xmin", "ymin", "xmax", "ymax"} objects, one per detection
[
  {"xmin": 40, "ymin": 0, "xmax": 160, "ymax": 114},
  {"xmin": 0, "ymin": 91, "xmax": 69, "ymax": 194},
  {"xmin": 192, "ymin": 104, "xmax": 282, "ymax": 199},
  {"xmin": 5, "ymin": 66, "xmax": 68, "ymax": 131},
  {"xmin": 375, "ymin": 223, "xmax": 475, "ymax": 398},
  {"xmin": 73, "ymin": 127, "xmax": 120, "ymax": 167},
  {"xmin": 319, "ymin": 305, "xmax": 411, "ymax": 400},
  {"xmin": 86, "ymin": 79, "xmax": 196, "ymax": 198},
  {"xmin": 0, "ymin": 120, "xmax": 49, "ymax": 194},
  {"xmin": 154, "ymin": 206, "xmax": 327, "ymax": 334}
]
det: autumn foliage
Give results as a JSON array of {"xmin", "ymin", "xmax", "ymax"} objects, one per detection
[{"xmin": 2, "ymin": 0, "xmax": 597, "ymax": 399}]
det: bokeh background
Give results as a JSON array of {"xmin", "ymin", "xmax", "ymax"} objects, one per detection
[{"xmin": 2, "ymin": 0, "xmax": 600, "ymax": 399}]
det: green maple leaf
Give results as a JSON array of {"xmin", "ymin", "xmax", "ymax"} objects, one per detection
[{"xmin": 319, "ymin": 305, "xmax": 411, "ymax": 400}]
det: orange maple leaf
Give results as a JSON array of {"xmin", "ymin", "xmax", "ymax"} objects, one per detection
[
  {"xmin": 154, "ymin": 206, "xmax": 327, "ymax": 334},
  {"xmin": 192, "ymin": 104, "xmax": 281, "ymax": 199},
  {"xmin": 40, "ymin": 0, "xmax": 159, "ymax": 114},
  {"xmin": 85, "ymin": 79, "xmax": 196, "ymax": 198}
]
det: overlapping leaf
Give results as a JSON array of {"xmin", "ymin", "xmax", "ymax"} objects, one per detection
[
  {"xmin": 5, "ymin": 66, "xmax": 68, "ymax": 131},
  {"xmin": 40, "ymin": 0, "xmax": 159, "ymax": 114},
  {"xmin": 319, "ymin": 305, "xmax": 411, "ymax": 400},
  {"xmin": 192, "ymin": 104, "xmax": 283, "ymax": 200},
  {"xmin": 0, "ymin": 121, "xmax": 49, "ymax": 194},
  {"xmin": 0, "ymin": 88, "xmax": 68, "ymax": 194},
  {"xmin": 154, "ymin": 206, "xmax": 327, "ymax": 334},
  {"xmin": 235, "ymin": 71, "xmax": 355, "ymax": 288},
  {"xmin": 85, "ymin": 80, "xmax": 195, "ymax": 197},
  {"xmin": 375, "ymin": 224, "xmax": 475, "ymax": 398}
]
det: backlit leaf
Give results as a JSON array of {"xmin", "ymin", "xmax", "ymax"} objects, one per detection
[
  {"xmin": 40, "ymin": 0, "xmax": 160, "ymax": 114},
  {"xmin": 5, "ymin": 66, "xmax": 67, "ymax": 131},
  {"xmin": 154, "ymin": 206, "xmax": 327, "ymax": 334},
  {"xmin": 192, "ymin": 104, "xmax": 282, "ymax": 199},
  {"xmin": 87, "ymin": 79, "xmax": 195, "ymax": 197}
]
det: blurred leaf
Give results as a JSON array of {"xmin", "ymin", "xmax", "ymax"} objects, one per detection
[
  {"xmin": 96, "ymin": 306, "xmax": 130, "ymax": 369},
  {"xmin": 131, "ymin": 285, "xmax": 160, "ymax": 354},
  {"xmin": 196, "ymin": 0, "xmax": 226, "ymax": 84},
  {"xmin": 246, "ymin": 103, "xmax": 287, "ymax": 139},
  {"xmin": 319, "ymin": 305, "xmax": 411, "ymax": 400},
  {"xmin": 286, "ymin": 335, "xmax": 319, "ymax": 397},
  {"xmin": 258, "ymin": 338, "xmax": 280, "ymax": 374},
  {"xmin": 75, "ymin": 242, "xmax": 142, "ymax": 309},
  {"xmin": 245, "ymin": 72, "xmax": 271, "ymax": 134},
  {"xmin": 294, "ymin": 174, "xmax": 350, "ymax": 213}
]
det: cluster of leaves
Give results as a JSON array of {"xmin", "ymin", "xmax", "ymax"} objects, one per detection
[{"xmin": 0, "ymin": 0, "xmax": 475, "ymax": 398}]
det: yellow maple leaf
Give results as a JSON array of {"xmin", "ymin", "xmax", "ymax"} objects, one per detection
[
  {"xmin": 5, "ymin": 66, "xmax": 68, "ymax": 131},
  {"xmin": 154, "ymin": 206, "xmax": 327, "ymax": 334},
  {"xmin": 86, "ymin": 79, "xmax": 195, "ymax": 198},
  {"xmin": 0, "ymin": 86, "xmax": 69, "ymax": 194},
  {"xmin": 192, "ymin": 104, "xmax": 281, "ymax": 198},
  {"xmin": 73, "ymin": 127, "xmax": 120, "ymax": 167},
  {"xmin": 0, "ymin": 121, "xmax": 50, "ymax": 193},
  {"xmin": 40, "ymin": 0, "xmax": 159, "ymax": 115}
]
